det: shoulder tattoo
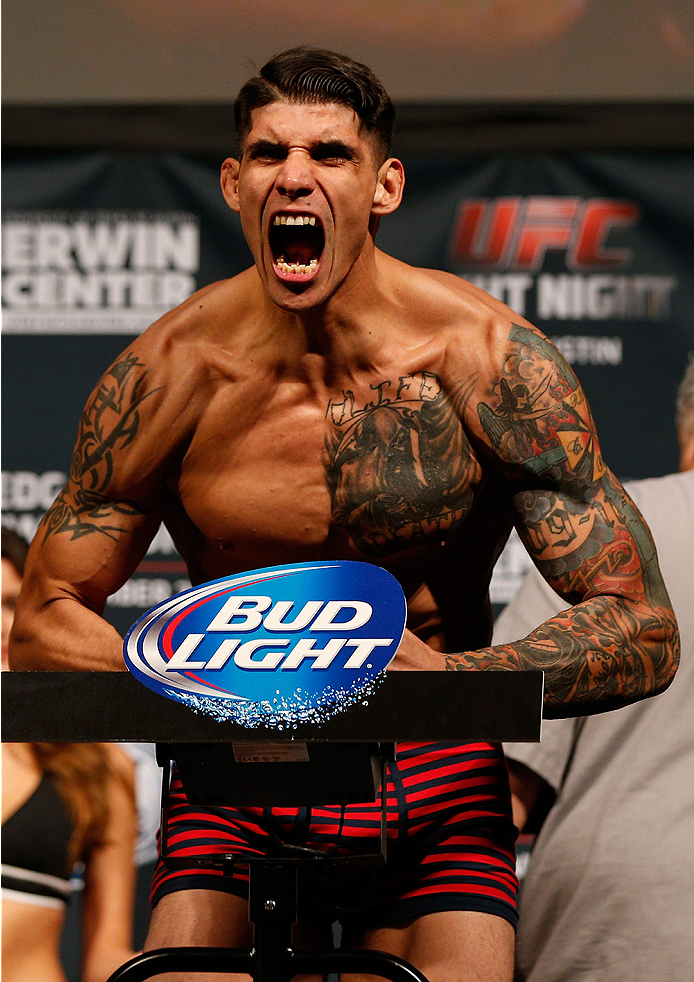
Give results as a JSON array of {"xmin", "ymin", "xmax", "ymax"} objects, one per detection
[{"xmin": 42, "ymin": 353, "xmax": 162, "ymax": 541}]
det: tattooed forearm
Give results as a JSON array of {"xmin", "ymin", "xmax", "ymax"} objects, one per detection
[
  {"xmin": 476, "ymin": 470, "xmax": 680, "ymax": 711},
  {"xmin": 444, "ymin": 595, "xmax": 679, "ymax": 716},
  {"xmin": 43, "ymin": 352, "xmax": 158, "ymax": 541}
]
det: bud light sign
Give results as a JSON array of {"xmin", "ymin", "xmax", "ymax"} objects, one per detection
[{"xmin": 124, "ymin": 561, "xmax": 406, "ymax": 727}]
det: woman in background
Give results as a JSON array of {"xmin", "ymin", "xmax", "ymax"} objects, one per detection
[{"xmin": 2, "ymin": 527, "xmax": 138, "ymax": 982}]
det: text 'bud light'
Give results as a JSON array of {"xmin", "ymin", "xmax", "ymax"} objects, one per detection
[{"xmin": 123, "ymin": 561, "xmax": 407, "ymax": 726}]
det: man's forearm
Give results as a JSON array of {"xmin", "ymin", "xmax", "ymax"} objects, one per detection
[
  {"xmin": 10, "ymin": 597, "xmax": 126, "ymax": 671},
  {"xmin": 445, "ymin": 594, "xmax": 680, "ymax": 717}
]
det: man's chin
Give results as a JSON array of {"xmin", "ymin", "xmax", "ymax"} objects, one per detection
[
  {"xmin": 265, "ymin": 266, "xmax": 330, "ymax": 310},
  {"xmin": 271, "ymin": 288, "xmax": 324, "ymax": 313}
]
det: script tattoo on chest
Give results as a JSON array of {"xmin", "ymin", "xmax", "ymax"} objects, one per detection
[{"xmin": 324, "ymin": 371, "xmax": 477, "ymax": 555}]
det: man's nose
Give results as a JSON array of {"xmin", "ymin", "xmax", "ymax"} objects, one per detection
[{"xmin": 275, "ymin": 149, "xmax": 315, "ymax": 199}]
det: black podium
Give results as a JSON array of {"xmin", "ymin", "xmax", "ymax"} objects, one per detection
[{"xmin": 2, "ymin": 670, "xmax": 543, "ymax": 982}]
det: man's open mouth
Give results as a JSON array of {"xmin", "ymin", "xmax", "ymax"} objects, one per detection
[{"xmin": 269, "ymin": 214, "xmax": 325, "ymax": 279}]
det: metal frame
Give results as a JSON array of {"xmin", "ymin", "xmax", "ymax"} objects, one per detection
[
  {"xmin": 110, "ymin": 742, "xmax": 425, "ymax": 982},
  {"xmin": 1, "ymin": 671, "xmax": 543, "ymax": 982}
]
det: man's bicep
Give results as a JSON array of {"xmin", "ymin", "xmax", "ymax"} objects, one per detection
[
  {"xmin": 32, "ymin": 482, "xmax": 162, "ymax": 608},
  {"xmin": 33, "ymin": 342, "xmax": 173, "ymax": 605},
  {"xmin": 10, "ymin": 344, "xmax": 182, "ymax": 669},
  {"xmin": 468, "ymin": 321, "xmax": 659, "ymax": 606},
  {"xmin": 511, "ymin": 469, "xmax": 669, "ymax": 613},
  {"xmin": 452, "ymin": 320, "xmax": 679, "ymax": 710},
  {"xmin": 10, "ymin": 486, "xmax": 162, "ymax": 670},
  {"xmin": 492, "ymin": 566, "xmax": 568, "ymax": 646}
]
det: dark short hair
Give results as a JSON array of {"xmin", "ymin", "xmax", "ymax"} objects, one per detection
[
  {"xmin": 1, "ymin": 526, "xmax": 30, "ymax": 577},
  {"xmin": 234, "ymin": 47, "xmax": 395, "ymax": 162}
]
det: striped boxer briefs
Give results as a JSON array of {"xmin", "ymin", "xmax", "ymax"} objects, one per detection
[{"xmin": 151, "ymin": 741, "xmax": 519, "ymax": 930}]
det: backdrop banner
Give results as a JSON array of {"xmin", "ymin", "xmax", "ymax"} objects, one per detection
[{"xmin": 3, "ymin": 151, "xmax": 693, "ymax": 628}]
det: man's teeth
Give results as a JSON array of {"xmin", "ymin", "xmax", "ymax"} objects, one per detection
[
  {"xmin": 275, "ymin": 257, "xmax": 319, "ymax": 275},
  {"xmin": 272, "ymin": 215, "xmax": 320, "ymax": 274},
  {"xmin": 273, "ymin": 215, "xmax": 317, "ymax": 226}
]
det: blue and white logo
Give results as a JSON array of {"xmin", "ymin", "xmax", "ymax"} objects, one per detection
[{"xmin": 124, "ymin": 561, "xmax": 406, "ymax": 726}]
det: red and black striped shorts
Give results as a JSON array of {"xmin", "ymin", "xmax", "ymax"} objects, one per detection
[{"xmin": 151, "ymin": 741, "xmax": 519, "ymax": 930}]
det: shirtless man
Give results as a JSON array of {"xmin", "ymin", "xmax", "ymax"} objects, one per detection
[{"xmin": 10, "ymin": 48, "xmax": 679, "ymax": 982}]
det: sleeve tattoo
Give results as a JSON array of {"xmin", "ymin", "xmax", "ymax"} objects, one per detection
[
  {"xmin": 445, "ymin": 324, "xmax": 679, "ymax": 709},
  {"xmin": 42, "ymin": 353, "xmax": 160, "ymax": 541}
]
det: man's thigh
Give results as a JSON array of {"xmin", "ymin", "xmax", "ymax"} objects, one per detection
[
  {"xmin": 343, "ymin": 910, "xmax": 515, "ymax": 982},
  {"xmin": 145, "ymin": 888, "xmax": 329, "ymax": 982}
]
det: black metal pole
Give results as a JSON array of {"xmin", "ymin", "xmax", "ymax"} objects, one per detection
[
  {"xmin": 107, "ymin": 944, "xmax": 430, "ymax": 982},
  {"xmin": 248, "ymin": 862, "xmax": 298, "ymax": 982},
  {"xmin": 105, "ymin": 947, "xmax": 254, "ymax": 981},
  {"xmin": 292, "ymin": 948, "xmax": 430, "ymax": 981}
]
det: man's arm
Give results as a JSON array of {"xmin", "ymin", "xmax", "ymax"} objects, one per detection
[
  {"xmin": 9, "ymin": 349, "xmax": 169, "ymax": 671},
  {"xmin": 459, "ymin": 322, "xmax": 679, "ymax": 714},
  {"xmin": 506, "ymin": 759, "xmax": 550, "ymax": 832},
  {"xmin": 395, "ymin": 321, "xmax": 679, "ymax": 716},
  {"xmin": 494, "ymin": 554, "xmax": 581, "ymax": 831}
]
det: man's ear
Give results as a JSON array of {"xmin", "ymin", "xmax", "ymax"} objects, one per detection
[
  {"xmin": 371, "ymin": 158, "xmax": 405, "ymax": 216},
  {"xmin": 220, "ymin": 158, "xmax": 241, "ymax": 213}
]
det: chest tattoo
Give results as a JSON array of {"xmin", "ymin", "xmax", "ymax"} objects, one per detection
[{"xmin": 324, "ymin": 371, "xmax": 476, "ymax": 555}]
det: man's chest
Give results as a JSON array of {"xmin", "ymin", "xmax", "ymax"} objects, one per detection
[{"xmin": 176, "ymin": 370, "xmax": 483, "ymax": 560}]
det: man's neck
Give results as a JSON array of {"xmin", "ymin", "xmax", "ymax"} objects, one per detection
[{"xmin": 265, "ymin": 247, "xmax": 397, "ymax": 365}]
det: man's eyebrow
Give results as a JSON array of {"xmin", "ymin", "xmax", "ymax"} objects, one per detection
[
  {"xmin": 246, "ymin": 139, "xmax": 286, "ymax": 156},
  {"xmin": 312, "ymin": 140, "xmax": 358, "ymax": 160},
  {"xmin": 245, "ymin": 138, "xmax": 359, "ymax": 160}
]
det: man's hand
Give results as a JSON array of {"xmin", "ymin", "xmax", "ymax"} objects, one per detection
[{"xmin": 388, "ymin": 628, "xmax": 448, "ymax": 671}]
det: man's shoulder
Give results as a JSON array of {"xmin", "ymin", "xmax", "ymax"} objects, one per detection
[
  {"xmin": 94, "ymin": 271, "xmax": 260, "ymax": 434},
  {"xmin": 386, "ymin": 261, "xmax": 557, "ymax": 381},
  {"xmin": 136, "ymin": 269, "xmax": 258, "ymax": 353},
  {"xmin": 391, "ymin": 261, "xmax": 504, "ymax": 317},
  {"xmin": 388, "ymin": 259, "xmax": 543, "ymax": 342}
]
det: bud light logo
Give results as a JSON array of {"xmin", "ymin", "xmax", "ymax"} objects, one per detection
[{"xmin": 124, "ymin": 561, "xmax": 406, "ymax": 727}]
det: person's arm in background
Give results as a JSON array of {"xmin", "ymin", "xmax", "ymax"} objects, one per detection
[
  {"xmin": 494, "ymin": 562, "xmax": 576, "ymax": 830},
  {"xmin": 120, "ymin": 744, "xmax": 163, "ymax": 868},
  {"xmin": 507, "ymin": 759, "xmax": 552, "ymax": 833},
  {"xmin": 80, "ymin": 745, "xmax": 139, "ymax": 982}
]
